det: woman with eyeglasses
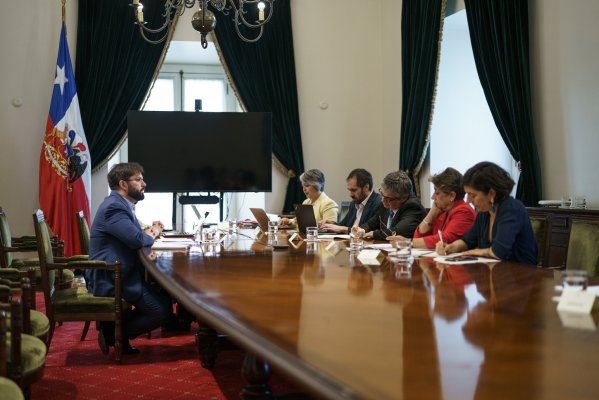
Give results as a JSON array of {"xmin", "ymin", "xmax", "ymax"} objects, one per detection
[
  {"xmin": 351, "ymin": 170, "xmax": 426, "ymax": 240},
  {"xmin": 436, "ymin": 162, "xmax": 537, "ymax": 265},
  {"xmin": 388, "ymin": 167, "xmax": 476, "ymax": 249}
]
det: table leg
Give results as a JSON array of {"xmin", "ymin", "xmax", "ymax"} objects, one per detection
[
  {"xmin": 241, "ymin": 353, "xmax": 273, "ymax": 400},
  {"xmin": 195, "ymin": 326, "xmax": 219, "ymax": 369}
]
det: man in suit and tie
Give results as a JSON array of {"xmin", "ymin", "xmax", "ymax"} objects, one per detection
[
  {"xmin": 320, "ymin": 169, "xmax": 382, "ymax": 234},
  {"xmin": 352, "ymin": 170, "xmax": 426, "ymax": 240},
  {"xmin": 89, "ymin": 162, "xmax": 174, "ymax": 355}
]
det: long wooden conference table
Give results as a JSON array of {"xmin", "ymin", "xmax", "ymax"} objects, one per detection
[{"xmin": 139, "ymin": 231, "xmax": 599, "ymax": 400}]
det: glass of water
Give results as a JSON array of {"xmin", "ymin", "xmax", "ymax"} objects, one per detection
[
  {"xmin": 349, "ymin": 235, "xmax": 363, "ymax": 253},
  {"xmin": 562, "ymin": 270, "xmax": 588, "ymax": 291},
  {"xmin": 305, "ymin": 227, "xmax": 318, "ymax": 242},
  {"xmin": 393, "ymin": 238, "xmax": 412, "ymax": 262}
]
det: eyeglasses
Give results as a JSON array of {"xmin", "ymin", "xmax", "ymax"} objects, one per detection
[
  {"xmin": 378, "ymin": 189, "xmax": 402, "ymax": 202},
  {"xmin": 126, "ymin": 177, "xmax": 145, "ymax": 183}
]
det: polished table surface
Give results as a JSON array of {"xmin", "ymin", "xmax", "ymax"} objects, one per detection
[{"xmin": 140, "ymin": 232, "xmax": 599, "ymax": 400}]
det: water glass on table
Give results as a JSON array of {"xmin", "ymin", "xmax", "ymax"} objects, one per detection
[
  {"xmin": 349, "ymin": 235, "xmax": 363, "ymax": 253},
  {"xmin": 267, "ymin": 220, "xmax": 279, "ymax": 244},
  {"xmin": 228, "ymin": 219, "xmax": 238, "ymax": 234},
  {"xmin": 392, "ymin": 238, "xmax": 412, "ymax": 262},
  {"xmin": 305, "ymin": 226, "xmax": 319, "ymax": 242},
  {"xmin": 561, "ymin": 270, "xmax": 588, "ymax": 291}
]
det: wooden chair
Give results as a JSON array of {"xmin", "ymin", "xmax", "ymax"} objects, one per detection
[
  {"xmin": 32, "ymin": 210, "xmax": 125, "ymax": 362},
  {"xmin": 0, "ymin": 311, "xmax": 25, "ymax": 400},
  {"xmin": 529, "ymin": 214, "xmax": 550, "ymax": 267},
  {"xmin": 0, "ymin": 296, "xmax": 46, "ymax": 400},
  {"xmin": 0, "ymin": 270, "xmax": 50, "ymax": 346},
  {"xmin": 566, "ymin": 220, "xmax": 599, "ymax": 276},
  {"xmin": 0, "ymin": 207, "xmax": 73, "ymax": 289}
]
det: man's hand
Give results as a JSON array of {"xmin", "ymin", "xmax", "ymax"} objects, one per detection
[{"xmin": 144, "ymin": 226, "xmax": 160, "ymax": 240}]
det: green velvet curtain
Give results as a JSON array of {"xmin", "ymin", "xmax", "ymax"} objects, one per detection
[
  {"xmin": 75, "ymin": 0, "xmax": 168, "ymax": 169},
  {"xmin": 209, "ymin": 0, "xmax": 304, "ymax": 213},
  {"xmin": 465, "ymin": 0, "xmax": 542, "ymax": 206},
  {"xmin": 399, "ymin": 0, "xmax": 445, "ymax": 195}
]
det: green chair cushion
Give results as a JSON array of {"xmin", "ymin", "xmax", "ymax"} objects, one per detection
[
  {"xmin": 0, "ymin": 268, "xmax": 23, "ymax": 281},
  {"xmin": 9, "ymin": 258, "xmax": 39, "ymax": 268},
  {"xmin": 566, "ymin": 222, "xmax": 599, "ymax": 276},
  {"xmin": 10, "ymin": 265, "xmax": 74, "ymax": 290},
  {"xmin": 0, "ymin": 377, "xmax": 24, "ymax": 400},
  {"xmin": 7, "ymin": 333, "xmax": 47, "ymax": 376},
  {"xmin": 52, "ymin": 287, "xmax": 120, "ymax": 314},
  {"xmin": 4, "ymin": 310, "xmax": 50, "ymax": 339}
]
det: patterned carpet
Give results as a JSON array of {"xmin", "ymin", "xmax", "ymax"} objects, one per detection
[{"xmin": 31, "ymin": 295, "xmax": 302, "ymax": 399}]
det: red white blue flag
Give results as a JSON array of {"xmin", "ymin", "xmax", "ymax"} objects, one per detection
[{"xmin": 39, "ymin": 23, "xmax": 91, "ymax": 257}]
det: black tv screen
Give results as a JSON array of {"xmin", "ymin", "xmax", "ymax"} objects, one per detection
[{"xmin": 127, "ymin": 111, "xmax": 272, "ymax": 192}]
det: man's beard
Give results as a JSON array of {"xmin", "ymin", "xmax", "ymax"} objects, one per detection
[{"xmin": 128, "ymin": 187, "xmax": 145, "ymax": 202}]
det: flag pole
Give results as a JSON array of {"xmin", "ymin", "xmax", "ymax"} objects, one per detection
[{"xmin": 62, "ymin": 0, "xmax": 66, "ymax": 25}]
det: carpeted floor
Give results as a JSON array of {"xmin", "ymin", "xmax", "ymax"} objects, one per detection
[{"xmin": 31, "ymin": 295, "xmax": 303, "ymax": 399}]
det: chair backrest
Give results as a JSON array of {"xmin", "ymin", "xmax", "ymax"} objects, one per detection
[
  {"xmin": 32, "ymin": 210, "xmax": 56, "ymax": 318},
  {"xmin": 0, "ymin": 207, "xmax": 14, "ymax": 268},
  {"xmin": 566, "ymin": 220, "xmax": 599, "ymax": 276},
  {"xmin": 76, "ymin": 211, "xmax": 90, "ymax": 255},
  {"xmin": 529, "ymin": 216, "xmax": 548, "ymax": 267}
]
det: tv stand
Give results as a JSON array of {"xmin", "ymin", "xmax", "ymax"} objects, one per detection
[{"xmin": 171, "ymin": 193, "xmax": 225, "ymax": 230}]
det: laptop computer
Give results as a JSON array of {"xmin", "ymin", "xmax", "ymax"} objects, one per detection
[
  {"xmin": 250, "ymin": 208, "xmax": 272, "ymax": 232},
  {"xmin": 294, "ymin": 204, "xmax": 333, "ymax": 234}
]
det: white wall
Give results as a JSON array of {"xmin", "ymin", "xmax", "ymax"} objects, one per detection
[
  {"xmin": 529, "ymin": 0, "xmax": 599, "ymax": 207},
  {"xmin": 2, "ymin": 0, "xmax": 599, "ymax": 237},
  {"xmin": 0, "ymin": 0, "xmax": 78, "ymax": 236}
]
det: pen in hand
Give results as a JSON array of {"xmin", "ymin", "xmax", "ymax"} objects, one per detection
[{"xmin": 438, "ymin": 229, "xmax": 444, "ymax": 246}]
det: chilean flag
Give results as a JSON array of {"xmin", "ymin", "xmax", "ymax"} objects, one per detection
[{"xmin": 39, "ymin": 23, "xmax": 91, "ymax": 257}]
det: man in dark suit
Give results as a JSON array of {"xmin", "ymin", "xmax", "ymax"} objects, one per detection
[
  {"xmin": 353, "ymin": 170, "xmax": 426, "ymax": 240},
  {"xmin": 320, "ymin": 168, "xmax": 382, "ymax": 234},
  {"xmin": 89, "ymin": 162, "xmax": 174, "ymax": 355}
]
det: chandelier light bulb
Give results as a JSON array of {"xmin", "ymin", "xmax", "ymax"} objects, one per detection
[{"xmin": 258, "ymin": 2, "xmax": 266, "ymax": 21}]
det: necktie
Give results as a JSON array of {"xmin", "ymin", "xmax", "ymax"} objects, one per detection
[{"xmin": 387, "ymin": 210, "xmax": 394, "ymax": 229}]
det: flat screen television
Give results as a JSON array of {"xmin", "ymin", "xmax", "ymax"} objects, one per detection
[{"xmin": 127, "ymin": 111, "xmax": 272, "ymax": 193}]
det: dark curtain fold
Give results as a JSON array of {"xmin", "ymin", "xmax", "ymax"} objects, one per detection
[
  {"xmin": 465, "ymin": 0, "xmax": 542, "ymax": 206},
  {"xmin": 210, "ymin": 0, "xmax": 304, "ymax": 213},
  {"xmin": 75, "ymin": 0, "xmax": 168, "ymax": 169},
  {"xmin": 399, "ymin": 0, "xmax": 445, "ymax": 194}
]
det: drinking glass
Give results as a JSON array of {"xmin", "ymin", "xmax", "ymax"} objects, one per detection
[
  {"xmin": 562, "ymin": 270, "xmax": 588, "ymax": 291},
  {"xmin": 560, "ymin": 196, "xmax": 571, "ymax": 208},
  {"xmin": 306, "ymin": 227, "xmax": 318, "ymax": 242},
  {"xmin": 393, "ymin": 238, "xmax": 412, "ymax": 262},
  {"xmin": 228, "ymin": 219, "xmax": 238, "ymax": 234},
  {"xmin": 572, "ymin": 196, "xmax": 587, "ymax": 209},
  {"xmin": 202, "ymin": 227, "xmax": 218, "ymax": 243},
  {"xmin": 349, "ymin": 235, "xmax": 363, "ymax": 253}
]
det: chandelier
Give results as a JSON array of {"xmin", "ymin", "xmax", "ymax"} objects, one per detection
[{"xmin": 131, "ymin": 0, "xmax": 274, "ymax": 48}]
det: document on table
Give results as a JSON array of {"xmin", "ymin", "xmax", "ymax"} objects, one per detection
[
  {"xmin": 318, "ymin": 234, "xmax": 351, "ymax": 240},
  {"xmin": 433, "ymin": 255, "xmax": 499, "ymax": 264},
  {"xmin": 152, "ymin": 238, "xmax": 194, "ymax": 250}
]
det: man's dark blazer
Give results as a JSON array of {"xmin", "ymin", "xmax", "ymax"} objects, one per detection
[
  {"xmin": 338, "ymin": 192, "xmax": 382, "ymax": 228},
  {"xmin": 89, "ymin": 191, "xmax": 154, "ymax": 302},
  {"xmin": 360, "ymin": 196, "xmax": 426, "ymax": 240}
]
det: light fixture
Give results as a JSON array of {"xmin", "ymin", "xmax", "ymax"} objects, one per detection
[{"xmin": 131, "ymin": 0, "xmax": 274, "ymax": 48}]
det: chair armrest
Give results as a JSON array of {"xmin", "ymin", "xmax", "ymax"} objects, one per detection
[
  {"xmin": 54, "ymin": 254, "xmax": 89, "ymax": 263},
  {"xmin": 2, "ymin": 244, "xmax": 37, "ymax": 253},
  {"xmin": 48, "ymin": 260, "xmax": 120, "ymax": 272}
]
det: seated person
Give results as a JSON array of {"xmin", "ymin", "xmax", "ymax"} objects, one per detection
[
  {"xmin": 280, "ymin": 169, "xmax": 339, "ymax": 226},
  {"xmin": 388, "ymin": 167, "xmax": 475, "ymax": 248},
  {"xmin": 352, "ymin": 170, "xmax": 426, "ymax": 240},
  {"xmin": 436, "ymin": 161, "xmax": 537, "ymax": 265},
  {"xmin": 89, "ymin": 162, "xmax": 176, "ymax": 355},
  {"xmin": 320, "ymin": 168, "xmax": 382, "ymax": 234}
]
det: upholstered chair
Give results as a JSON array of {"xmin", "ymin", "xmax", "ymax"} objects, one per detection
[
  {"xmin": 529, "ymin": 215, "xmax": 549, "ymax": 267},
  {"xmin": 0, "ymin": 311, "xmax": 25, "ymax": 400},
  {"xmin": 32, "ymin": 210, "xmax": 125, "ymax": 363},
  {"xmin": 0, "ymin": 270, "xmax": 50, "ymax": 346},
  {"xmin": 0, "ymin": 207, "xmax": 74, "ymax": 290},
  {"xmin": 566, "ymin": 220, "xmax": 599, "ymax": 276},
  {"xmin": 0, "ymin": 297, "xmax": 46, "ymax": 400}
]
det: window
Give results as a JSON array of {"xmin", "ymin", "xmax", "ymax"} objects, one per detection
[{"xmin": 429, "ymin": 10, "xmax": 518, "ymax": 205}]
